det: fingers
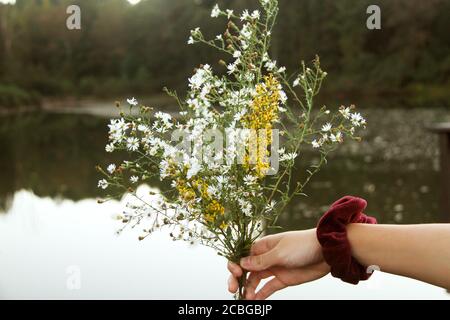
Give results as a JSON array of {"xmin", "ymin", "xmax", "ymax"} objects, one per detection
[
  {"xmin": 227, "ymin": 261, "xmax": 243, "ymax": 294},
  {"xmin": 246, "ymin": 262, "xmax": 331, "ymax": 300},
  {"xmin": 227, "ymin": 261, "xmax": 242, "ymax": 278},
  {"xmin": 228, "ymin": 274, "xmax": 239, "ymax": 294},
  {"xmin": 250, "ymin": 234, "xmax": 281, "ymax": 256},
  {"xmin": 254, "ymin": 277, "xmax": 287, "ymax": 300},
  {"xmin": 240, "ymin": 248, "xmax": 279, "ymax": 271},
  {"xmin": 244, "ymin": 270, "xmax": 273, "ymax": 300}
]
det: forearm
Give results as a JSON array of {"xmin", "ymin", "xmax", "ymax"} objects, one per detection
[{"xmin": 347, "ymin": 223, "xmax": 450, "ymax": 289}]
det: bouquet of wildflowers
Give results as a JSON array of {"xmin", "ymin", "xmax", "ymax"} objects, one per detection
[{"xmin": 97, "ymin": 0, "xmax": 366, "ymax": 299}]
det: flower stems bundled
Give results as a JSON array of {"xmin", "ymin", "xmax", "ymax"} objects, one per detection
[{"xmin": 97, "ymin": 0, "xmax": 366, "ymax": 300}]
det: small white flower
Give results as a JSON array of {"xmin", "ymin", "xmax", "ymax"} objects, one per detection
[
  {"xmin": 277, "ymin": 66, "xmax": 286, "ymax": 73},
  {"xmin": 238, "ymin": 199, "xmax": 253, "ymax": 217},
  {"xmin": 137, "ymin": 124, "xmax": 149, "ymax": 132},
  {"xmin": 186, "ymin": 159, "xmax": 201, "ymax": 179},
  {"xmin": 312, "ymin": 140, "xmax": 321, "ymax": 149},
  {"xmin": 244, "ymin": 174, "xmax": 257, "ymax": 186},
  {"xmin": 187, "ymin": 36, "xmax": 195, "ymax": 45},
  {"xmin": 191, "ymin": 27, "xmax": 200, "ymax": 35},
  {"xmin": 107, "ymin": 164, "xmax": 116, "ymax": 174},
  {"xmin": 215, "ymin": 34, "xmax": 223, "ymax": 41},
  {"xmin": 130, "ymin": 176, "xmax": 139, "ymax": 184},
  {"xmin": 351, "ymin": 112, "xmax": 366, "ymax": 127},
  {"xmin": 280, "ymin": 152, "xmax": 298, "ymax": 162},
  {"xmin": 240, "ymin": 9, "xmax": 250, "ymax": 21},
  {"xmin": 240, "ymin": 24, "xmax": 252, "ymax": 39},
  {"xmin": 251, "ymin": 10, "xmax": 260, "ymax": 20},
  {"xmin": 265, "ymin": 200, "xmax": 276, "ymax": 212},
  {"xmin": 293, "ymin": 78, "xmax": 300, "ymax": 87},
  {"xmin": 339, "ymin": 106, "xmax": 351, "ymax": 119},
  {"xmin": 105, "ymin": 143, "xmax": 115, "ymax": 153},
  {"xmin": 211, "ymin": 4, "xmax": 220, "ymax": 18},
  {"xmin": 330, "ymin": 131, "xmax": 343, "ymax": 143},
  {"xmin": 155, "ymin": 111, "xmax": 172, "ymax": 123},
  {"xmin": 226, "ymin": 9, "xmax": 234, "ymax": 19},
  {"xmin": 227, "ymin": 59, "xmax": 240, "ymax": 74},
  {"xmin": 321, "ymin": 123, "xmax": 332, "ymax": 132},
  {"xmin": 127, "ymin": 97, "xmax": 138, "ymax": 106},
  {"xmin": 233, "ymin": 50, "xmax": 242, "ymax": 58},
  {"xmin": 207, "ymin": 185, "xmax": 218, "ymax": 196},
  {"xmin": 98, "ymin": 179, "xmax": 108, "ymax": 190},
  {"xmin": 216, "ymin": 175, "xmax": 227, "ymax": 187},
  {"xmin": 264, "ymin": 60, "xmax": 277, "ymax": 71},
  {"xmin": 279, "ymin": 90, "xmax": 287, "ymax": 104},
  {"xmin": 126, "ymin": 137, "xmax": 139, "ymax": 151}
]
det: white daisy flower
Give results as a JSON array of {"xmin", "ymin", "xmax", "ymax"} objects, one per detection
[
  {"xmin": 105, "ymin": 143, "xmax": 115, "ymax": 153},
  {"xmin": 280, "ymin": 152, "xmax": 298, "ymax": 162},
  {"xmin": 107, "ymin": 164, "xmax": 116, "ymax": 174},
  {"xmin": 243, "ymin": 174, "xmax": 257, "ymax": 185},
  {"xmin": 240, "ymin": 9, "xmax": 250, "ymax": 21},
  {"xmin": 98, "ymin": 179, "xmax": 108, "ymax": 190},
  {"xmin": 130, "ymin": 176, "xmax": 139, "ymax": 184},
  {"xmin": 321, "ymin": 123, "xmax": 332, "ymax": 132},
  {"xmin": 127, "ymin": 97, "xmax": 138, "ymax": 106},
  {"xmin": 126, "ymin": 137, "xmax": 139, "ymax": 151},
  {"xmin": 211, "ymin": 4, "xmax": 220, "ymax": 18},
  {"xmin": 251, "ymin": 10, "xmax": 260, "ymax": 20},
  {"xmin": 339, "ymin": 106, "xmax": 351, "ymax": 119},
  {"xmin": 312, "ymin": 140, "xmax": 321, "ymax": 149}
]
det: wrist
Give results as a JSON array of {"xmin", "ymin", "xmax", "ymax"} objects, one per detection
[
  {"xmin": 316, "ymin": 196, "xmax": 377, "ymax": 284},
  {"xmin": 310, "ymin": 228, "xmax": 325, "ymax": 264}
]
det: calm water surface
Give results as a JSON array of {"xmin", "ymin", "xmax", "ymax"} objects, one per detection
[{"xmin": 0, "ymin": 107, "xmax": 449, "ymax": 299}]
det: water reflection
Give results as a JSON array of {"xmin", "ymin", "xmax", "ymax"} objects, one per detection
[
  {"xmin": 0, "ymin": 109, "xmax": 448, "ymax": 227},
  {"xmin": 0, "ymin": 187, "xmax": 448, "ymax": 299},
  {"xmin": 0, "ymin": 109, "xmax": 449, "ymax": 299}
]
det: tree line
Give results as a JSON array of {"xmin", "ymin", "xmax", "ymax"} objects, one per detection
[{"xmin": 0, "ymin": 0, "xmax": 449, "ymax": 108}]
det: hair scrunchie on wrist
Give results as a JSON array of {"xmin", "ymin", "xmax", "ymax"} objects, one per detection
[{"xmin": 316, "ymin": 196, "xmax": 377, "ymax": 285}]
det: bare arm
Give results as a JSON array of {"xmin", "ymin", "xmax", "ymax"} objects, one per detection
[
  {"xmin": 347, "ymin": 223, "xmax": 450, "ymax": 289},
  {"xmin": 227, "ymin": 223, "xmax": 450, "ymax": 299}
]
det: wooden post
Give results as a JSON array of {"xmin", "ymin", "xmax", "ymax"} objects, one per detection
[{"xmin": 427, "ymin": 123, "xmax": 450, "ymax": 222}]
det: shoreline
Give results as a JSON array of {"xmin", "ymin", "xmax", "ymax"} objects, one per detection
[
  {"xmin": 0, "ymin": 95, "xmax": 177, "ymax": 118},
  {"xmin": 1, "ymin": 87, "xmax": 449, "ymax": 118}
]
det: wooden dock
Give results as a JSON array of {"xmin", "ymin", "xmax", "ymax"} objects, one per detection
[{"xmin": 428, "ymin": 123, "xmax": 450, "ymax": 222}]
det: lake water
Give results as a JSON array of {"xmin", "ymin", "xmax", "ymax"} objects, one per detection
[{"xmin": 0, "ymin": 107, "xmax": 449, "ymax": 299}]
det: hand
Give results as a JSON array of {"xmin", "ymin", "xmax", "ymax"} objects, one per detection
[{"xmin": 227, "ymin": 228, "xmax": 330, "ymax": 300}]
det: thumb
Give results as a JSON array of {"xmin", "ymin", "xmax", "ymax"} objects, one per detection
[{"xmin": 240, "ymin": 249, "xmax": 279, "ymax": 271}]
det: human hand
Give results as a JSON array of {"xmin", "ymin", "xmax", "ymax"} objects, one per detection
[{"xmin": 227, "ymin": 229, "xmax": 330, "ymax": 300}]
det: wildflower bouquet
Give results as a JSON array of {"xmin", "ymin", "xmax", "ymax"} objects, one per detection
[{"xmin": 97, "ymin": 0, "xmax": 366, "ymax": 299}]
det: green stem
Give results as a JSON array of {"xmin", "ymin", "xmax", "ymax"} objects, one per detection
[{"xmin": 237, "ymin": 270, "xmax": 248, "ymax": 300}]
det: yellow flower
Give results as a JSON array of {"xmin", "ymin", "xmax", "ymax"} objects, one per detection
[
  {"xmin": 242, "ymin": 74, "xmax": 281, "ymax": 177},
  {"xmin": 204, "ymin": 199, "xmax": 225, "ymax": 225},
  {"xmin": 206, "ymin": 200, "xmax": 225, "ymax": 216},
  {"xmin": 219, "ymin": 221, "xmax": 228, "ymax": 230}
]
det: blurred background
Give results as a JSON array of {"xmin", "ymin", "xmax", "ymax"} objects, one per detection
[{"xmin": 0, "ymin": 0, "xmax": 449, "ymax": 299}]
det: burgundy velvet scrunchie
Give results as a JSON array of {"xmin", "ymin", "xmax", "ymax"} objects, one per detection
[{"xmin": 316, "ymin": 196, "xmax": 377, "ymax": 285}]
